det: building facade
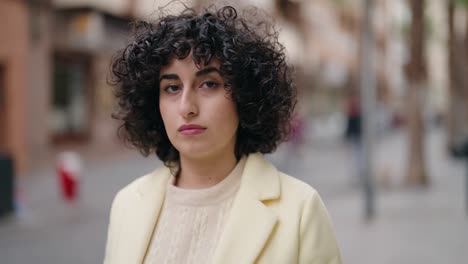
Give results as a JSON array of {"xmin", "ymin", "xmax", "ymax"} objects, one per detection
[
  {"xmin": 0, "ymin": 0, "xmax": 30, "ymax": 174},
  {"xmin": 1, "ymin": 0, "xmax": 137, "ymax": 175}
]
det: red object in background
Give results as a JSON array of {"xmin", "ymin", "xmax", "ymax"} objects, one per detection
[
  {"xmin": 58, "ymin": 165, "xmax": 78, "ymax": 201},
  {"xmin": 347, "ymin": 95, "xmax": 361, "ymax": 117},
  {"xmin": 290, "ymin": 114, "xmax": 305, "ymax": 145},
  {"xmin": 57, "ymin": 152, "xmax": 81, "ymax": 202}
]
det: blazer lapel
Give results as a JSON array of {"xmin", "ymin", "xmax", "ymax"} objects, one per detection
[
  {"xmin": 212, "ymin": 153, "xmax": 281, "ymax": 264},
  {"xmin": 118, "ymin": 167, "xmax": 171, "ymax": 263}
]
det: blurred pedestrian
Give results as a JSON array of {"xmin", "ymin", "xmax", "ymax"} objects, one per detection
[
  {"xmin": 344, "ymin": 93, "xmax": 361, "ymax": 143},
  {"xmin": 104, "ymin": 5, "xmax": 341, "ymax": 264},
  {"xmin": 344, "ymin": 92, "xmax": 364, "ymax": 186}
]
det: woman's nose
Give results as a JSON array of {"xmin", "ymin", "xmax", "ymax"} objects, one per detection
[{"xmin": 179, "ymin": 89, "xmax": 198, "ymax": 119}]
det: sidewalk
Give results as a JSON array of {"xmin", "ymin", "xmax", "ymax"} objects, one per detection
[
  {"xmin": 0, "ymin": 127, "xmax": 467, "ymax": 264},
  {"xmin": 0, "ymin": 146, "xmax": 159, "ymax": 264},
  {"xmin": 271, "ymin": 127, "xmax": 468, "ymax": 263}
]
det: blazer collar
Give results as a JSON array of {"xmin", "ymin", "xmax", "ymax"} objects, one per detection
[
  {"xmin": 125, "ymin": 166, "xmax": 172, "ymax": 263},
  {"xmin": 134, "ymin": 152, "xmax": 280, "ymax": 201},
  {"xmin": 127, "ymin": 153, "xmax": 281, "ymax": 263},
  {"xmin": 212, "ymin": 153, "xmax": 281, "ymax": 263},
  {"xmin": 238, "ymin": 153, "xmax": 280, "ymax": 201}
]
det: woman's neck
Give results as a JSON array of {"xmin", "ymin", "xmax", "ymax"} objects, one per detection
[{"xmin": 176, "ymin": 153, "xmax": 238, "ymax": 189}]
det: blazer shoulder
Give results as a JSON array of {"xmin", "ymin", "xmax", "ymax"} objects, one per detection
[
  {"xmin": 277, "ymin": 172, "xmax": 319, "ymax": 201},
  {"xmin": 112, "ymin": 166, "xmax": 168, "ymax": 205},
  {"xmin": 276, "ymin": 174, "xmax": 342, "ymax": 263}
]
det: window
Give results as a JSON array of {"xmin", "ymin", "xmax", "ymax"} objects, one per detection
[{"xmin": 50, "ymin": 55, "xmax": 90, "ymax": 142}]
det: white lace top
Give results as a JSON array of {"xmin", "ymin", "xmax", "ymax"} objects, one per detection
[{"xmin": 143, "ymin": 157, "xmax": 246, "ymax": 264}]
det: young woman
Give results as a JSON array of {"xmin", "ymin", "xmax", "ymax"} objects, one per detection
[{"xmin": 104, "ymin": 6, "xmax": 341, "ymax": 264}]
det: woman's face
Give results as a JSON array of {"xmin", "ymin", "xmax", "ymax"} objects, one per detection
[{"xmin": 159, "ymin": 55, "xmax": 239, "ymax": 161}]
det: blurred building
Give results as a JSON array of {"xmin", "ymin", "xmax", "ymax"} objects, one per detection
[
  {"xmin": 50, "ymin": 2, "xmax": 132, "ymax": 146},
  {"xmin": 0, "ymin": 0, "xmax": 200, "ymax": 175},
  {"xmin": 0, "ymin": 0, "xmax": 366, "ymax": 174},
  {"xmin": 0, "ymin": 0, "xmax": 145, "ymax": 174},
  {"xmin": 1, "ymin": 0, "xmax": 449, "ymax": 174},
  {"xmin": 0, "ymin": 0, "xmax": 31, "ymax": 174}
]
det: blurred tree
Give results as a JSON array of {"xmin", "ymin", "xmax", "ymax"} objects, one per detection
[
  {"xmin": 274, "ymin": 0, "xmax": 303, "ymax": 25},
  {"xmin": 273, "ymin": 0, "xmax": 309, "ymax": 46},
  {"xmin": 125, "ymin": 0, "xmax": 137, "ymax": 18},
  {"xmin": 447, "ymin": 0, "xmax": 468, "ymax": 151},
  {"xmin": 404, "ymin": 0, "xmax": 429, "ymax": 185},
  {"xmin": 447, "ymin": 0, "xmax": 464, "ymax": 150}
]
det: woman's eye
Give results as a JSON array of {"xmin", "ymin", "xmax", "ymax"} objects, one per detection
[
  {"xmin": 201, "ymin": 81, "xmax": 219, "ymax": 89},
  {"xmin": 164, "ymin": 85, "xmax": 180, "ymax": 93}
]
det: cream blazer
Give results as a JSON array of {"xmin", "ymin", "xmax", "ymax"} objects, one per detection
[{"xmin": 104, "ymin": 153, "xmax": 342, "ymax": 264}]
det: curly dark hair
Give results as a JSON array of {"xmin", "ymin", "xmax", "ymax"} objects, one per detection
[{"xmin": 110, "ymin": 5, "xmax": 296, "ymax": 167}]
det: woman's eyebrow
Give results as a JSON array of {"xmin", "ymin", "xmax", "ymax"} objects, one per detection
[
  {"xmin": 159, "ymin": 74, "xmax": 179, "ymax": 82},
  {"xmin": 159, "ymin": 67, "xmax": 220, "ymax": 82},
  {"xmin": 195, "ymin": 67, "xmax": 221, "ymax": 77}
]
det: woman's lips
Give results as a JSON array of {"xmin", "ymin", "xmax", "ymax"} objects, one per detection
[
  {"xmin": 178, "ymin": 124, "xmax": 206, "ymax": 135},
  {"xmin": 179, "ymin": 128, "xmax": 206, "ymax": 135}
]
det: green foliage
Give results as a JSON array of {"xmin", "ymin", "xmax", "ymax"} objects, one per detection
[
  {"xmin": 331, "ymin": 0, "xmax": 344, "ymax": 5},
  {"xmin": 425, "ymin": 15, "xmax": 435, "ymax": 41},
  {"xmin": 331, "ymin": 0, "xmax": 346, "ymax": 8},
  {"xmin": 456, "ymin": 0, "xmax": 468, "ymax": 8},
  {"xmin": 398, "ymin": 4, "xmax": 436, "ymax": 42}
]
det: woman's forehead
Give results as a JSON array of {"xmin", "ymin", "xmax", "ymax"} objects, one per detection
[{"xmin": 161, "ymin": 55, "xmax": 221, "ymax": 74}]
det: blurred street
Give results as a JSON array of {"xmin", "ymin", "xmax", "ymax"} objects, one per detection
[
  {"xmin": 1, "ymin": 126, "xmax": 467, "ymax": 264},
  {"xmin": 1, "ymin": 0, "xmax": 467, "ymax": 263}
]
